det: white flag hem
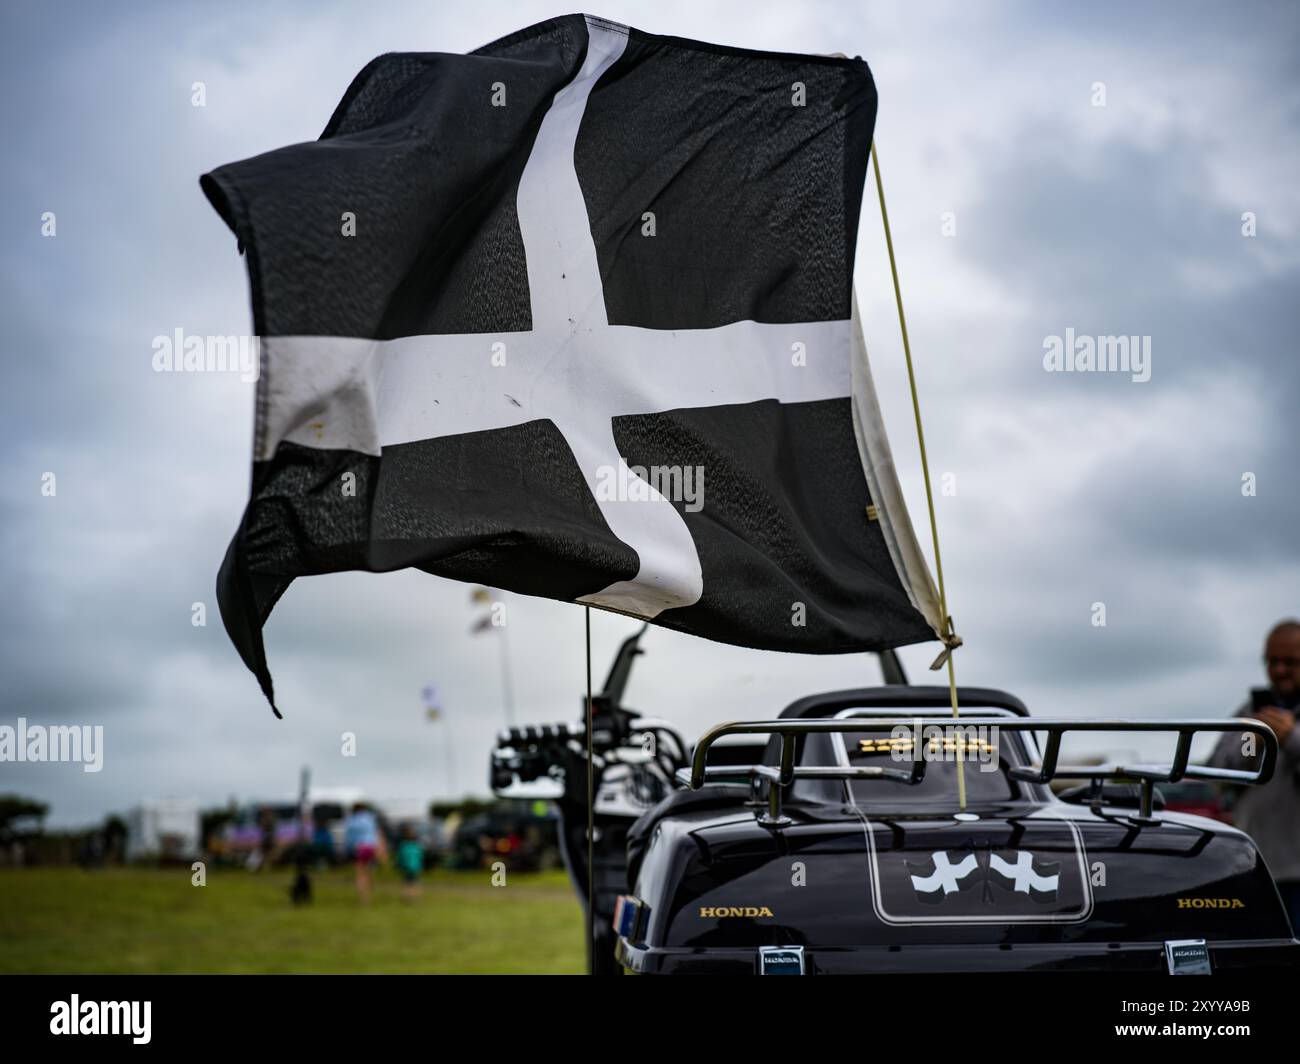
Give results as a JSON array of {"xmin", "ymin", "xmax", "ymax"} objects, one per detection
[{"xmin": 849, "ymin": 289, "xmax": 947, "ymax": 642}]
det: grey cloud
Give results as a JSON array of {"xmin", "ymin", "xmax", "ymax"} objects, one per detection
[{"xmin": 2, "ymin": 0, "xmax": 1296, "ymax": 825}]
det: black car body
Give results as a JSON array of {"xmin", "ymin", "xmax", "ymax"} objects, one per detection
[{"xmin": 491, "ymin": 633, "xmax": 1299, "ymax": 974}]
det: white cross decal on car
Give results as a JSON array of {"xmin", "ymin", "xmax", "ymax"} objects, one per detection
[
  {"xmin": 988, "ymin": 850, "xmax": 1060, "ymax": 895},
  {"xmin": 909, "ymin": 848, "xmax": 1061, "ymax": 900},
  {"xmin": 909, "ymin": 851, "xmax": 979, "ymax": 896}
]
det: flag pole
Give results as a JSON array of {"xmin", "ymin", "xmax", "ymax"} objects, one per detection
[
  {"xmin": 584, "ymin": 605, "xmax": 595, "ymax": 973},
  {"xmin": 870, "ymin": 141, "xmax": 966, "ymax": 810},
  {"xmin": 445, "ymin": 718, "xmax": 455, "ymax": 800},
  {"xmin": 498, "ymin": 596, "xmax": 517, "ymax": 729}
]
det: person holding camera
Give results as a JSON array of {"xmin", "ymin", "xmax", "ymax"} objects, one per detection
[{"xmin": 1209, "ymin": 619, "xmax": 1300, "ymax": 932}]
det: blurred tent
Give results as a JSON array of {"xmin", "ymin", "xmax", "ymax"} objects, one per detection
[{"xmin": 125, "ymin": 798, "xmax": 201, "ymax": 862}]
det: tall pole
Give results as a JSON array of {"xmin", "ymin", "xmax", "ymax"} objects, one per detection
[
  {"xmin": 498, "ymin": 602, "xmax": 517, "ymax": 729},
  {"xmin": 444, "ymin": 718, "xmax": 455, "ymax": 801},
  {"xmin": 298, "ymin": 765, "xmax": 311, "ymax": 834},
  {"xmin": 424, "ymin": 685, "xmax": 455, "ymax": 800}
]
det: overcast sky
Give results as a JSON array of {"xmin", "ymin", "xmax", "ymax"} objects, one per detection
[{"xmin": 2, "ymin": 0, "xmax": 1297, "ymax": 825}]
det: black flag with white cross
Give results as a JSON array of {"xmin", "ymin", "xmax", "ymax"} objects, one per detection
[{"xmin": 202, "ymin": 13, "xmax": 947, "ymax": 712}]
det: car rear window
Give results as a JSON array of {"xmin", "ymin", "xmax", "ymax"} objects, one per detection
[{"xmin": 843, "ymin": 728, "xmax": 1017, "ymax": 804}]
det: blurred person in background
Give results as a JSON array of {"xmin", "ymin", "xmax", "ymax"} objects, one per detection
[
  {"xmin": 1210, "ymin": 619, "xmax": 1300, "ymax": 932},
  {"xmin": 343, "ymin": 803, "xmax": 386, "ymax": 904},
  {"xmin": 396, "ymin": 823, "xmax": 425, "ymax": 902},
  {"xmin": 253, "ymin": 806, "xmax": 278, "ymax": 872}
]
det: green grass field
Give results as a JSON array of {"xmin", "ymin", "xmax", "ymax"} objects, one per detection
[{"xmin": 0, "ymin": 865, "xmax": 585, "ymax": 974}]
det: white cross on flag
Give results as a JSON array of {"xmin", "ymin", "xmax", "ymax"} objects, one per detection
[{"xmin": 203, "ymin": 14, "xmax": 946, "ymax": 712}]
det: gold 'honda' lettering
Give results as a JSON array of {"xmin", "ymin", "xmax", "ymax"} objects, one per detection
[
  {"xmin": 699, "ymin": 906, "xmax": 776, "ymax": 918},
  {"xmin": 1176, "ymin": 897, "xmax": 1244, "ymax": 909}
]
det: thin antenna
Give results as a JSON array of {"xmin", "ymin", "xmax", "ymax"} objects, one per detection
[{"xmin": 584, "ymin": 605, "xmax": 595, "ymax": 974}]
